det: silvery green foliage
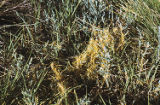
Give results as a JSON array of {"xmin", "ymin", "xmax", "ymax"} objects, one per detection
[
  {"xmin": 78, "ymin": 95, "xmax": 91, "ymax": 105},
  {"xmin": 22, "ymin": 89, "xmax": 37, "ymax": 105},
  {"xmin": 42, "ymin": 0, "xmax": 108, "ymax": 31},
  {"xmin": 81, "ymin": 0, "xmax": 107, "ymax": 25}
]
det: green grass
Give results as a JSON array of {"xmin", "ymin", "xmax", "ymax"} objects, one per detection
[{"xmin": 0, "ymin": 0, "xmax": 160, "ymax": 104}]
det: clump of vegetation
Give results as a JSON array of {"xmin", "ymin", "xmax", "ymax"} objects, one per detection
[{"xmin": 0, "ymin": 0, "xmax": 160, "ymax": 104}]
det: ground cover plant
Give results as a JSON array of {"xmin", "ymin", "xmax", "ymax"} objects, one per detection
[{"xmin": 0, "ymin": 0, "xmax": 160, "ymax": 104}]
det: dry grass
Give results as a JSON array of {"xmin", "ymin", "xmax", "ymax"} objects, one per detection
[{"xmin": 0, "ymin": 0, "xmax": 160, "ymax": 105}]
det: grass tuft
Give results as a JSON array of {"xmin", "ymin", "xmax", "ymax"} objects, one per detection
[{"xmin": 0, "ymin": 0, "xmax": 160, "ymax": 104}]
